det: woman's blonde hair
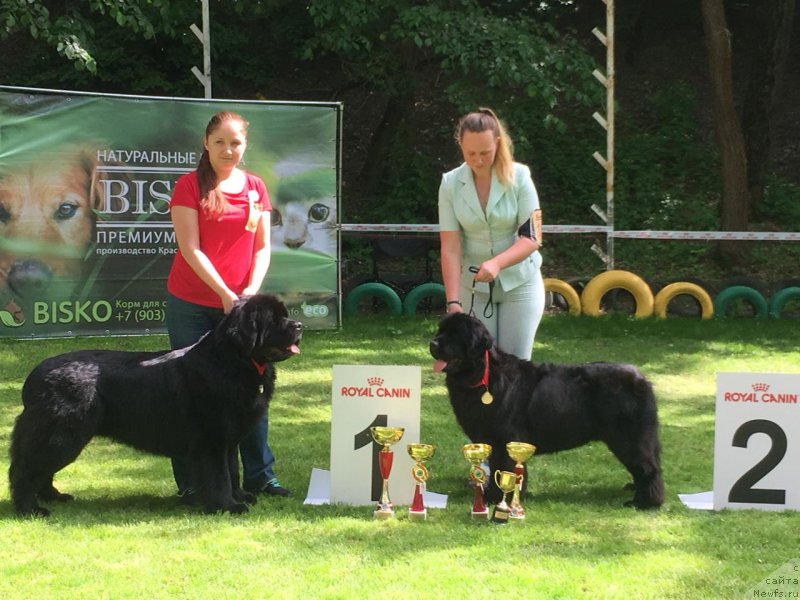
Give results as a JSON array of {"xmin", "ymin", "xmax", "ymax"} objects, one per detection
[
  {"xmin": 196, "ymin": 111, "xmax": 248, "ymax": 218},
  {"xmin": 455, "ymin": 107, "xmax": 514, "ymax": 186}
]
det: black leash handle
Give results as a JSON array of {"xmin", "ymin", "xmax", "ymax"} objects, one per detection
[{"xmin": 468, "ymin": 266, "xmax": 495, "ymax": 319}]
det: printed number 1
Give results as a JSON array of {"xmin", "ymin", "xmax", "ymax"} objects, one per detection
[
  {"xmin": 728, "ymin": 419, "xmax": 787, "ymax": 505},
  {"xmin": 354, "ymin": 414, "xmax": 387, "ymax": 502}
]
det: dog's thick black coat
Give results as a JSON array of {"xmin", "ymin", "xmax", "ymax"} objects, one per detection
[
  {"xmin": 430, "ymin": 313, "xmax": 664, "ymax": 509},
  {"xmin": 9, "ymin": 294, "xmax": 302, "ymax": 516}
]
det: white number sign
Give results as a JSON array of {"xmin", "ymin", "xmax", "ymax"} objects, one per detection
[
  {"xmin": 714, "ymin": 373, "xmax": 800, "ymax": 511},
  {"xmin": 329, "ymin": 364, "xmax": 421, "ymax": 506}
]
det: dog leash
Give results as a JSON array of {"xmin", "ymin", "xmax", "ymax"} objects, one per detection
[{"xmin": 468, "ymin": 266, "xmax": 495, "ymax": 319}]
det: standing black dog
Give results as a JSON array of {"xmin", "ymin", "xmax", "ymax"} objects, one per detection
[
  {"xmin": 9, "ymin": 294, "xmax": 302, "ymax": 516},
  {"xmin": 430, "ymin": 313, "xmax": 664, "ymax": 509}
]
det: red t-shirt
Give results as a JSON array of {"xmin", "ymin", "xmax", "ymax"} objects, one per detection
[{"xmin": 167, "ymin": 170, "xmax": 271, "ymax": 308}]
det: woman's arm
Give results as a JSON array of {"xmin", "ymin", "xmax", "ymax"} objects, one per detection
[
  {"xmin": 171, "ymin": 205, "xmax": 239, "ymax": 313},
  {"xmin": 440, "ymin": 230, "xmax": 464, "ymax": 313},
  {"xmin": 243, "ymin": 211, "xmax": 271, "ymax": 296},
  {"xmin": 473, "ymin": 236, "xmax": 539, "ymax": 283}
]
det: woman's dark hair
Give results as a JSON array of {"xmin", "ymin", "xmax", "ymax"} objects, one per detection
[
  {"xmin": 196, "ymin": 111, "xmax": 248, "ymax": 217},
  {"xmin": 455, "ymin": 107, "xmax": 514, "ymax": 185}
]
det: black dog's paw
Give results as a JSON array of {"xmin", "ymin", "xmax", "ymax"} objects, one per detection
[
  {"xmin": 16, "ymin": 505, "xmax": 51, "ymax": 518},
  {"xmin": 39, "ymin": 487, "xmax": 74, "ymax": 503},
  {"xmin": 234, "ymin": 489, "xmax": 258, "ymax": 505},
  {"xmin": 227, "ymin": 502, "xmax": 250, "ymax": 515}
]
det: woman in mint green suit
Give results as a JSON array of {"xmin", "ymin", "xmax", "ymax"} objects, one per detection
[{"xmin": 438, "ymin": 107, "xmax": 545, "ymax": 360}]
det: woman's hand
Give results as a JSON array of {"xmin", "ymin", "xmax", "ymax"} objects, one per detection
[
  {"xmin": 474, "ymin": 258, "xmax": 501, "ymax": 283},
  {"xmin": 221, "ymin": 290, "xmax": 239, "ymax": 314}
]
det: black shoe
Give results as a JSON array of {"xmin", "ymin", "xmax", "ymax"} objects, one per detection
[{"xmin": 263, "ymin": 479, "xmax": 291, "ymax": 497}]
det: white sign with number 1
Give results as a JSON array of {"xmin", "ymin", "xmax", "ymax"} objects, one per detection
[
  {"xmin": 713, "ymin": 373, "xmax": 800, "ymax": 511},
  {"xmin": 329, "ymin": 364, "xmax": 421, "ymax": 506}
]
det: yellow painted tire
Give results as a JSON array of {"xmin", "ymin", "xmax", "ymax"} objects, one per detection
[
  {"xmin": 544, "ymin": 278, "xmax": 581, "ymax": 316},
  {"xmin": 653, "ymin": 282, "xmax": 714, "ymax": 319},
  {"xmin": 581, "ymin": 270, "xmax": 654, "ymax": 318}
]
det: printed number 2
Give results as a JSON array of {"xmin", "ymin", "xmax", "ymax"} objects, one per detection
[
  {"xmin": 728, "ymin": 419, "xmax": 787, "ymax": 505},
  {"xmin": 354, "ymin": 414, "xmax": 387, "ymax": 502}
]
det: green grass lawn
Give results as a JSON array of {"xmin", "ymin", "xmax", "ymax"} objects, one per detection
[{"xmin": 1, "ymin": 314, "xmax": 799, "ymax": 599}]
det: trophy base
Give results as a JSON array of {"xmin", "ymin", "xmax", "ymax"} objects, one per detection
[
  {"xmin": 408, "ymin": 509, "xmax": 427, "ymax": 522},
  {"xmin": 470, "ymin": 510, "xmax": 489, "ymax": 521},
  {"xmin": 373, "ymin": 508, "xmax": 395, "ymax": 520},
  {"xmin": 490, "ymin": 508, "xmax": 511, "ymax": 524}
]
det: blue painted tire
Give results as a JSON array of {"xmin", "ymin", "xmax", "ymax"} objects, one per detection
[
  {"xmin": 713, "ymin": 285, "xmax": 768, "ymax": 318},
  {"xmin": 402, "ymin": 282, "xmax": 445, "ymax": 316},
  {"xmin": 344, "ymin": 282, "xmax": 403, "ymax": 316}
]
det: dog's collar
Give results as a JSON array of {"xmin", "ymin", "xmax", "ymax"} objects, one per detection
[
  {"xmin": 250, "ymin": 359, "xmax": 268, "ymax": 375},
  {"xmin": 468, "ymin": 350, "xmax": 493, "ymax": 404}
]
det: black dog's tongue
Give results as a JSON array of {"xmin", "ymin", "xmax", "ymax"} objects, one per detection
[{"xmin": 433, "ymin": 360, "xmax": 447, "ymax": 373}]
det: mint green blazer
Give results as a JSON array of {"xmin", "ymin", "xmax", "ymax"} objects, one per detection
[{"xmin": 438, "ymin": 162, "xmax": 542, "ymax": 293}]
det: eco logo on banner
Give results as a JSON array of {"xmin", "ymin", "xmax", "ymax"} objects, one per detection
[{"xmin": 0, "ymin": 87, "xmax": 341, "ymax": 337}]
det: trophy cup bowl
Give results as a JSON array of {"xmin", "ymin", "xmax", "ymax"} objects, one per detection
[
  {"xmin": 506, "ymin": 442, "xmax": 536, "ymax": 464},
  {"xmin": 491, "ymin": 470, "xmax": 518, "ymax": 524},
  {"xmin": 407, "ymin": 443, "xmax": 436, "ymax": 522},
  {"xmin": 462, "ymin": 443, "xmax": 492, "ymax": 520},
  {"xmin": 370, "ymin": 426, "xmax": 405, "ymax": 519},
  {"xmin": 506, "ymin": 442, "xmax": 536, "ymax": 521},
  {"xmin": 371, "ymin": 426, "xmax": 405, "ymax": 449}
]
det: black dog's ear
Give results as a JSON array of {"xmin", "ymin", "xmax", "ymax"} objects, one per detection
[{"xmin": 218, "ymin": 297, "xmax": 260, "ymax": 355}]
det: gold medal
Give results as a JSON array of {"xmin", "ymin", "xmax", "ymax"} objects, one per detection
[{"xmin": 481, "ymin": 390, "xmax": 493, "ymax": 405}]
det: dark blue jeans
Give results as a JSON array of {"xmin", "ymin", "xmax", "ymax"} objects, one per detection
[{"xmin": 166, "ymin": 293, "xmax": 277, "ymax": 494}]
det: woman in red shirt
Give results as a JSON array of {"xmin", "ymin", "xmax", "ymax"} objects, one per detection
[{"xmin": 166, "ymin": 111, "xmax": 290, "ymax": 500}]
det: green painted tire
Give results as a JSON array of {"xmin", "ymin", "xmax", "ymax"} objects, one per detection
[
  {"xmin": 402, "ymin": 282, "xmax": 445, "ymax": 316},
  {"xmin": 713, "ymin": 285, "xmax": 768, "ymax": 318},
  {"xmin": 544, "ymin": 278, "xmax": 582, "ymax": 316},
  {"xmin": 768, "ymin": 287, "xmax": 800, "ymax": 318},
  {"xmin": 653, "ymin": 282, "xmax": 714, "ymax": 319},
  {"xmin": 581, "ymin": 270, "xmax": 654, "ymax": 318},
  {"xmin": 344, "ymin": 282, "xmax": 403, "ymax": 316}
]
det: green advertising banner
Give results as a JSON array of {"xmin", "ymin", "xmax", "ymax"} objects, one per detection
[{"xmin": 0, "ymin": 87, "xmax": 341, "ymax": 337}]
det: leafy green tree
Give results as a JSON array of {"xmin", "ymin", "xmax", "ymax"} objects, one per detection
[{"xmin": 303, "ymin": 0, "xmax": 599, "ymax": 218}]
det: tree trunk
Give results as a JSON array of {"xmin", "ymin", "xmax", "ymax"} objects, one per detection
[
  {"xmin": 740, "ymin": 0, "xmax": 796, "ymax": 220},
  {"xmin": 701, "ymin": 0, "xmax": 750, "ymax": 263}
]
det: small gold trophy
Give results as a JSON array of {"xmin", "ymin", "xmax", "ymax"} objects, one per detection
[
  {"xmin": 370, "ymin": 426, "xmax": 405, "ymax": 519},
  {"xmin": 490, "ymin": 470, "xmax": 517, "ymax": 523},
  {"xmin": 406, "ymin": 443, "xmax": 436, "ymax": 521},
  {"xmin": 463, "ymin": 443, "xmax": 492, "ymax": 520},
  {"xmin": 506, "ymin": 442, "xmax": 536, "ymax": 520}
]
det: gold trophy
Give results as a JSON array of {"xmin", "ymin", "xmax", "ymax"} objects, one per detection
[
  {"xmin": 370, "ymin": 426, "xmax": 405, "ymax": 519},
  {"xmin": 506, "ymin": 442, "xmax": 536, "ymax": 520},
  {"xmin": 463, "ymin": 443, "xmax": 492, "ymax": 520},
  {"xmin": 490, "ymin": 470, "xmax": 517, "ymax": 523},
  {"xmin": 406, "ymin": 443, "xmax": 436, "ymax": 521}
]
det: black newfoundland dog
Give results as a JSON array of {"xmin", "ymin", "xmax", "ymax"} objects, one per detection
[
  {"xmin": 430, "ymin": 313, "xmax": 664, "ymax": 509},
  {"xmin": 9, "ymin": 293, "xmax": 302, "ymax": 516}
]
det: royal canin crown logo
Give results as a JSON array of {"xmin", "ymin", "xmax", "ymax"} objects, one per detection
[
  {"xmin": 368, "ymin": 377, "xmax": 384, "ymax": 387},
  {"xmin": 752, "ymin": 383, "xmax": 770, "ymax": 392}
]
